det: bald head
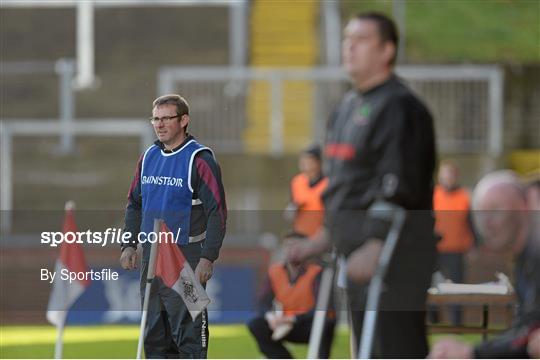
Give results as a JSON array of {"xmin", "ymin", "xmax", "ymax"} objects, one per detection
[
  {"xmin": 472, "ymin": 171, "xmax": 526, "ymax": 209},
  {"xmin": 472, "ymin": 170, "xmax": 529, "ymax": 253}
]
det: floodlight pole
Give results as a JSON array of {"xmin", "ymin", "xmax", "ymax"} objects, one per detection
[
  {"xmin": 230, "ymin": 0, "xmax": 248, "ymax": 67},
  {"xmin": 75, "ymin": 0, "xmax": 95, "ymax": 89},
  {"xmin": 56, "ymin": 59, "xmax": 76, "ymax": 154}
]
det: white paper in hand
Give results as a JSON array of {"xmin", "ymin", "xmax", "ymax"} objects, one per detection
[{"xmin": 272, "ymin": 323, "xmax": 293, "ymax": 341}]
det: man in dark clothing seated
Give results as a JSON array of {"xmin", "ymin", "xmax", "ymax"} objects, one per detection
[
  {"xmin": 429, "ymin": 171, "xmax": 540, "ymax": 358},
  {"xmin": 247, "ymin": 233, "xmax": 336, "ymax": 359}
]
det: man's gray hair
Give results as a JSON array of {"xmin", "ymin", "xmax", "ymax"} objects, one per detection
[{"xmin": 472, "ymin": 170, "xmax": 525, "ymax": 210}]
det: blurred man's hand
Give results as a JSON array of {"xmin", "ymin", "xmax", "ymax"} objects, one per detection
[
  {"xmin": 120, "ymin": 247, "xmax": 138, "ymax": 270},
  {"xmin": 287, "ymin": 235, "xmax": 330, "ymax": 265},
  {"xmin": 195, "ymin": 258, "xmax": 213, "ymax": 284},
  {"xmin": 528, "ymin": 328, "xmax": 540, "ymax": 358},
  {"xmin": 428, "ymin": 338, "xmax": 473, "ymax": 359},
  {"xmin": 346, "ymin": 239, "xmax": 383, "ymax": 283}
]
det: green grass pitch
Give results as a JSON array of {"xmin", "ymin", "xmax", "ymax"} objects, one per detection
[
  {"xmin": 1, "ymin": 324, "xmax": 353, "ymax": 358},
  {"xmin": 0, "ymin": 324, "xmax": 482, "ymax": 358}
]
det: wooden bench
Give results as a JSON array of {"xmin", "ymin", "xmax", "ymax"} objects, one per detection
[{"xmin": 427, "ymin": 293, "xmax": 516, "ymax": 340}]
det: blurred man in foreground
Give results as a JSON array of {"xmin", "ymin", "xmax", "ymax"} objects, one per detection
[
  {"xmin": 429, "ymin": 171, "xmax": 540, "ymax": 358},
  {"xmin": 288, "ymin": 12, "xmax": 437, "ymax": 358}
]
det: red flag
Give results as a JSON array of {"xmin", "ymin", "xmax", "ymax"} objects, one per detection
[
  {"xmin": 154, "ymin": 223, "xmax": 210, "ymax": 320},
  {"xmin": 46, "ymin": 201, "xmax": 90, "ymax": 326}
]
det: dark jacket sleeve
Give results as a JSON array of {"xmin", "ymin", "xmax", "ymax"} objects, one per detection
[
  {"xmin": 191, "ymin": 150, "xmax": 227, "ymax": 262},
  {"xmin": 122, "ymin": 154, "xmax": 143, "ymax": 251},
  {"xmin": 473, "ymin": 314, "xmax": 540, "ymax": 358},
  {"xmin": 362, "ymin": 94, "xmax": 436, "ymax": 241}
]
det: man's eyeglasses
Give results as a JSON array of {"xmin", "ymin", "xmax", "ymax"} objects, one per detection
[{"xmin": 149, "ymin": 115, "xmax": 181, "ymax": 124}]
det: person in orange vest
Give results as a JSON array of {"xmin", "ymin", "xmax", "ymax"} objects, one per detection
[
  {"xmin": 286, "ymin": 145, "xmax": 328, "ymax": 238},
  {"xmin": 247, "ymin": 233, "xmax": 336, "ymax": 358},
  {"xmin": 433, "ymin": 160, "xmax": 475, "ymax": 325}
]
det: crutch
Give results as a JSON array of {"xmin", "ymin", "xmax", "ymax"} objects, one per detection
[
  {"xmin": 307, "ymin": 250, "xmax": 337, "ymax": 359},
  {"xmin": 357, "ymin": 202, "xmax": 406, "ymax": 359},
  {"xmin": 136, "ymin": 218, "xmax": 161, "ymax": 359},
  {"xmin": 335, "ymin": 255, "xmax": 357, "ymax": 358},
  {"xmin": 348, "ymin": 303, "xmax": 357, "ymax": 358}
]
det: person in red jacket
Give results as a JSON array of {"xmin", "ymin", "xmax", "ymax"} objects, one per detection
[
  {"xmin": 433, "ymin": 160, "xmax": 475, "ymax": 325},
  {"xmin": 286, "ymin": 145, "xmax": 328, "ymax": 238},
  {"xmin": 247, "ymin": 233, "xmax": 336, "ymax": 358}
]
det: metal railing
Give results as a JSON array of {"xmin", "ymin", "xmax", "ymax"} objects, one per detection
[
  {"xmin": 1, "ymin": 59, "xmax": 77, "ymax": 153},
  {"xmin": 0, "ymin": 119, "xmax": 153, "ymax": 233},
  {"xmin": 157, "ymin": 65, "xmax": 504, "ymax": 156},
  {"xmin": 0, "ymin": 65, "xmax": 504, "ymax": 234}
]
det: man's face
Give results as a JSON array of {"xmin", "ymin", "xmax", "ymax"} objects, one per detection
[
  {"xmin": 526, "ymin": 184, "xmax": 540, "ymax": 211},
  {"xmin": 299, "ymin": 154, "xmax": 321, "ymax": 180},
  {"xmin": 438, "ymin": 165, "xmax": 459, "ymax": 189},
  {"xmin": 152, "ymin": 104, "xmax": 187, "ymax": 146},
  {"xmin": 283, "ymin": 238, "xmax": 302, "ymax": 272},
  {"xmin": 475, "ymin": 186, "xmax": 525, "ymax": 251},
  {"xmin": 342, "ymin": 19, "xmax": 393, "ymax": 80}
]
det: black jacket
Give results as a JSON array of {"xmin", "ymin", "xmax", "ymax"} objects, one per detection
[
  {"xmin": 474, "ymin": 234, "xmax": 540, "ymax": 358},
  {"xmin": 323, "ymin": 75, "xmax": 437, "ymax": 255}
]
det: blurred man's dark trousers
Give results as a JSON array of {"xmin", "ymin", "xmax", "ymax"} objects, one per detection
[
  {"xmin": 345, "ymin": 222, "xmax": 436, "ymax": 359},
  {"xmin": 247, "ymin": 315, "xmax": 336, "ymax": 358}
]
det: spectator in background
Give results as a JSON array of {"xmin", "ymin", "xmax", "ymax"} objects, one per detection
[
  {"xmin": 429, "ymin": 170, "xmax": 540, "ymax": 358},
  {"xmin": 247, "ymin": 233, "xmax": 336, "ymax": 359},
  {"xmin": 285, "ymin": 144, "xmax": 328, "ymax": 238},
  {"xmin": 433, "ymin": 159, "xmax": 475, "ymax": 325}
]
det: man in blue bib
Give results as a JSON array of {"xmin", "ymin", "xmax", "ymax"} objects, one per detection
[{"xmin": 120, "ymin": 94, "xmax": 227, "ymax": 358}]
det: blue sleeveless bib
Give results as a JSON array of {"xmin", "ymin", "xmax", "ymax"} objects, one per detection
[{"xmin": 140, "ymin": 139, "xmax": 211, "ymax": 246}]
